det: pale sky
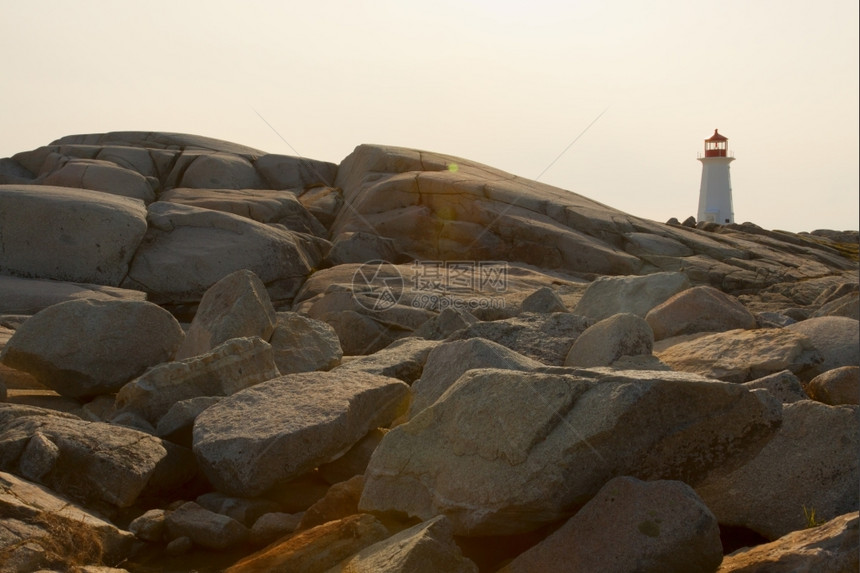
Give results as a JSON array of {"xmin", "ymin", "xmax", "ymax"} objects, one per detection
[{"xmin": 2, "ymin": 0, "xmax": 858, "ymax": 232}]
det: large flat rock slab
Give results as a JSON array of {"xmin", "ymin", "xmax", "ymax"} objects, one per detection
[
  {"xmin": 193, "ymin": 371, "xmax": 410, "ymax": 497},
  {"xmin": 122, "ymin": 202, "xmax": 328, "ymax": 304},
  {"xmin": 0, "ymin": 184, "xmax": 147, "ymax": 286}
]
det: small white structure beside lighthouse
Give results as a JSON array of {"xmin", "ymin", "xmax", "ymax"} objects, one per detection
[{"xmin": 697, "ymin": 129, "xmax": 735, "ymax": 224}]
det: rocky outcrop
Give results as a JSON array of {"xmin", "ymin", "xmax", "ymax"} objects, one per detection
[
  {"xmin": 0, "ymin": 299, "xmax": 184, "ymax": 398},
  {"xmin": 1, "ymin": 133, "xmax": 857, "ymax": 571},
  {"xmin": 114, "ymin": 336, "xmax": 279, "ymax": 430},
  {"xmin": 694, "ymin": 400, "xmax": 858, "ymax": 539},
  {"xmin": 500, "ymin": 476, "xmax": 722, "ymax": 573},
  {"xmin": 655, "ymin": 328, "xmax": 823, "ymax": 383},
  {"xmin": 360, "ymin": 368, "xmax": 781, "ymax": 536},
  {"xmin": 0, "ymin": 404, "xmax": 195, "ymax": 510},
  {"xmin": 0, "ymin": 185, "xmax": 148, "ymax": 286},
  {"xmin": 193, "ymin": 371, "xmax": 410, "ymax": 497}
]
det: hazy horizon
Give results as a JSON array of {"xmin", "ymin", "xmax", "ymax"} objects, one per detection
[{"xmin": 2, "ymin": 0, "xmax": 857, "ymax": 233}]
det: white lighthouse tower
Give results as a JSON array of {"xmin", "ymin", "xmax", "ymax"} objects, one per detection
[{"xmin": 696, "ymin": 129, "xmax": 735, "ymax": 224}]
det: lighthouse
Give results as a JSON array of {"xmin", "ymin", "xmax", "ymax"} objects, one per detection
[{"xmin": 696, "ymin": 129, "xmax": 735, "ymax": 224}]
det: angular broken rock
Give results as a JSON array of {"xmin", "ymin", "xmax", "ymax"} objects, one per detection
[
  {"xmin": 520, "ymin": 286, "xmax": 569, "ymax": 314},
  {"xmin": 717, "ymin": 511, "xmax": 859, "ymax": 573},
  {"xmin": 269, "ymin": 311, "xmax": 343, "ymax": 374},
  {"xmin": 656, "ymin": 328, "xmax": 823, "ymax": 383},
  {"xmin": 564, "ymin": 312, "xmax": 654, "ymax": 368},
  {"xmin": 360, "ymin": 368, "xmax": 782, "ymax": 536},
  {"xmin": 193, "ymin": 371, "xmax": 410, "ymax": 497},
  {"xmin": 165, "ymin": 501, "xmax": 250, "ymax": 550},
  {"xmin": 409, "ymin": 338, "xmax": 543, "ymax": 417},
  {"xmin": 225, "ymin": 513, "xmax": 390, "ymax": 573},
  {"xmin": 573, "ymin": 272, "xmax": 690, "ymax": 320},
  {"xmin": 0, "ymin": 184, "xmax": 148, "ymax": 286},
  {"xmin": 695, "ymin": 400, "xmax": 859, "ymax": 539},
  {"xmin": 445, "ymin": 312, "xmax": 592, "ymax": 366},
  {"xmin": 114, "ymin": 336, "xmax": 279, "ymax": 427},
  {"xmin": 176, "ymin": 268, "xmax": 278, "ymax": 359},
  {"xmin": 0, "ymin": 404, "xmax": 195, "ymax": 509},
  {"xmin": 0, "ymin": 299, "xmax": 184, "ymax": 398},
  {"xmin": 645, "ymin": 284, "xmax": 757, "ymax": 340},
  {"xmin": 329, "ymin": 515, "xmax": 479, "ymax": 573},
  {"xmin": 333, "ymin": 337, "xmax": 440, "ymax": 384},
  {"xmin": 500, "ymin": 476, "xmax": 722, "ymax": 573}
]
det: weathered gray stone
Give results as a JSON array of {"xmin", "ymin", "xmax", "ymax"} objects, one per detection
[
  {"xmin": 250, "ymin": 512, "xmax": 303, "ymax": 546},
  {"xmin": 165, "ymin": 501, "xmax": 249, "ymax": 550},
  {"xmin": 446, "ymin": 312, "xmax": 592, "ymax": 366},
  {"xmin": 327, "ymin": 231, "xmax": 402, "ymax": 265},
  {"xmin": 409, "ymin": 338, "xmax": 543, "ymax": 417},
  {"xmin": 329, "ymin": 515, "xmax": 479, "ymax": 573},
  {"xmin": 114, "ymin": 336, "xmax": 279, "ymax": 427},
  {"xmin": 177, "ymin": 269, "xmax": 278, "ymax": 359},
  {"xmin": 519, "ymin": 286, "xmax": 568, "ymax": 313},
  {"xmin": 0, "ymin": 404, "xmax": 195, "ymax": 509},
  {"xmin": 656, "ymin": 328, "xmax": 824, "ymax": 383},
  {"xmin": 318, "ymin": 428, "xmax": 387, "ymax": 485},
  {"xmin": 0, "ymin": 275, "xmax": 147, "ymax": 315},
  {"xmin": 743, "ymin": 370, "xmax": 809, "ymax": 403},
  {"xmin": 813, "ymin": 292, "xmax": 860, "ymax": 320},
  {"xmin": 0, "ymin": 185, "xmax": 147, "ymax": 286},
  {"xmin": 787, "ymin": 317, "xmax": 860, "ymax": 375},
  {"xmin": 129, "ymin": 508, "xmax": 167, "ymax": 542},
  {"xmin": 160, "ymin": 187, "xmax": 327, "ymax": 236},
  {"xmin": 645, "ymin": 285, "xmax": 757, "ymax": 340},
  {"xmin": 695, "ymin": 400, "xmax": 859, "ymax": 539},
  {"xmin": 195, "ymin": 492, "xmax": 282, "ymax": 528},
  {"xmin": 254, "ymin": 153, "xmax": 338, "ymax": 190},
  {"xmin": 360, "ymin": 368, "xmax": 781, "ymax": 536},
  {"xmin": 297, "ymin": 186, "xmax": 343, "ymax": 227},
  {"xmin": 40, "ymin": 158, "xmax": 157, "ymax": 203},
  {"xmin": 333, "ymin": 338, "xmax": 439, "ymax": 384},
  {"xmin": 122, "ymin": 201, "xmax": 328, "ymax": 304},
  {"xmin": 179, "ymin": 152, "xmax": 264, "ymax": 189},
  {"xmin": 573, "ymin": 272, "xmax": 690, "ymax": 320},
  {"xmin": 0, "ymin": 299, "xmax": 184, "ymax": 398},
  {"xmin": 564, "ymin": 313, "xmax": 654, "ymax": 367},
  {"xmin": 269, "ymin": 312, "xmax": 343, "ymax": 374},
  {"xmin": 193, "ymin": 371, "xmax": 410, "ymax": 497},
  {"xmin": 297, "ymin": 475, "xmax": 365, "ymax": 532},
  {"xmin": 806, "ymin": 366, "xmax": 860, "ymax": 405},
  {"xmin": 718, "ymin": 512, "xmax": 858, "ymax": 572},
  {"xmin": 155, "ymin": 396, "xmax": 222, "ymax": 441},
  {"xmin": 500, "ymin": 477, "xmax": 722, "ymax": 573},
  {"xmin": 413, "ymin": 308, "xmax": 479, "ymax": 340}
]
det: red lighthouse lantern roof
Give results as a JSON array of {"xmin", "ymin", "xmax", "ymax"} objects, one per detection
[{"xmin": 706, "ymin": 129, "xmax": 728, "ymax": 142}]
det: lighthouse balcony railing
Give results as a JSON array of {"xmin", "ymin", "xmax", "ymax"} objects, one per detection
[{"xmin": 698, "ymin": 149, "xmax": 734, "ymax": 159}]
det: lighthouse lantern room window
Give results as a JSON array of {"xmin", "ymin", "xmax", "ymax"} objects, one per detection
[{"xmin": 704, "ymin": 129, "xmax": 729, "ymax": 157}]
